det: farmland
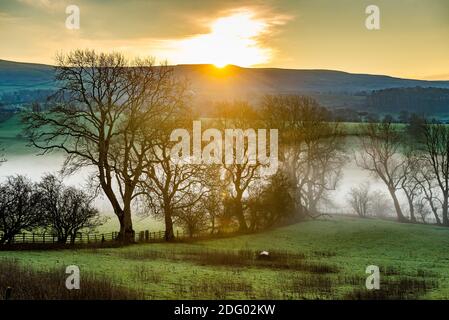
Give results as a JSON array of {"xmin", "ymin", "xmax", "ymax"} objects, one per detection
[{"xmin": 1, "ymin": 216, "xmax": 448, "ymax": 299}]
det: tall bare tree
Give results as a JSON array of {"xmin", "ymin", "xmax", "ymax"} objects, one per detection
[
  {"xmin": 420, "ymin": 123, "xmax": 449, "ymax": 226},
  {"xmin": 23, "ymin": 50, "xmax": 186, "ymax": 242},
  {"xmin": 261, "ymin": 95, "xmax": 344, "ymax": 218},
  {"xmin": 400, "ymin": 149, "xmax": 421, "ymax": 222},
  {"xmin": 139, "ymin": 111, "xmax": 210, "ymax": 241},
  {"xmin": 216, "ymin": 101, "xmax": 263, "ymax": 232},
  {"xmin": 356, "ymin": 121, "xmax": 409, "ymax": 222},
  {"xmin": 414, "ymin": 164, "xmax": 442, "ymax": 225}
]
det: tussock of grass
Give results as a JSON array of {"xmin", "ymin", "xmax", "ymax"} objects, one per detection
[
  {"xmin": 345, "ymin": 277, "xmax": 438, "ymax": 300},
  {"xmin": 132, "ymin": 264, "xmax": 163, "ymax": 284},
  {"xmin": 0, "ymin": 259, "xmax": 144, "ymax": 300},
  {"xmin": 174, "ymin": 276, "xmax": 254, "ymax": 299},
  {"xmin": 118, "ymin": 248, "xmax": 339, "ymax": 273}
]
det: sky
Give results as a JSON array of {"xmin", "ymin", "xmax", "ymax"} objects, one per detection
[{"xmin": 0, "ymin": 0, "xmax": 448, "ymax": 80}]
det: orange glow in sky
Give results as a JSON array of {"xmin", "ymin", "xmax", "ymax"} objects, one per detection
[{"xmin": 168, "ymin": 10, "xmax": 272, "ymax": 67}]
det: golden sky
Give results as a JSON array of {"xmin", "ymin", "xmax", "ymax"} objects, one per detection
[{"xmin": 0, "ymin": 0, "xmax": 448, "ymax": 80}]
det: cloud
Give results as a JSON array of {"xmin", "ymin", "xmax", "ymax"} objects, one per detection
[
  {"xmin": 144, "ymin": 7, "xmax": 293, "ymax": 67},
  {"xmin": 16, "ymin": 0, "xmax": 65, "ymax": 10}
]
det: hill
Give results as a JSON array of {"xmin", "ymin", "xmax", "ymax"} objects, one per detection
[
  {"xmin": 2, "ymin": 59, "xmax": 449, "ymax": 109},
  {"xmin": 1, "ymin": 216, "xmax": 449, "ymax": 299},
  {"xmin": 0, "ymin": 60, "xmax": 54, "ymax": 92}
]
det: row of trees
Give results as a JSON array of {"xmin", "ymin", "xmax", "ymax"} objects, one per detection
[
  {"xmin": 20, "ymin": 50, "xmax": 345, "ymax": 242},
  {"xmin": 19, "ymin": 49, "xmax": 449, "ymax": 243},
  {"xmin": 0, "ymin": 174, "xmax": 101, "ymax": 244},
  {"xmin": 354, "ymin": 118, "xmax": 449, "ymax": 226}
]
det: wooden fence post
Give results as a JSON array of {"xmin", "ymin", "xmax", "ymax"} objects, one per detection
[{"xmin": 4, "ymin": 287, "xmax": 12, "ymax": 300}]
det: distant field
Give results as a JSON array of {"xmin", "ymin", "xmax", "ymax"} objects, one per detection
[
  {"xmin": 1, "ymin": 216, "xmax": 448, "ymax": 299},
  {"xmin": 0, "ymin": 114, "xmax": 31, "ymax": 154}
]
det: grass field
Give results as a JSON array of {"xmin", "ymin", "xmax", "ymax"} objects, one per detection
[{"xmin": 1, "ymin": 216, "xmax": 449, "ymax": 300}]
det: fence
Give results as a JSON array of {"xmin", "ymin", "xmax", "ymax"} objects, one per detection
[{"xmin": 0, "ymin": 230, "xmax": 168, "ymax": 246}]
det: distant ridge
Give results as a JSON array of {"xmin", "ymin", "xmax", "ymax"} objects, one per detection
[{"xmin": 2, "ymin": 59, "xmax": 449, "ymax": 107}]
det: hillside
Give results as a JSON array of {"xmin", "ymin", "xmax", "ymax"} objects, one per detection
[
  {"xmin": 2, "ymin": 59, "xmax": 449, "ymax": 109},
  {"xmin": 0, "ymin": 60, "xmax": 54, "ymax": 92},
  {"xmin": 1, "ymin": 216, "xmax": 449, "ymax": 299}
]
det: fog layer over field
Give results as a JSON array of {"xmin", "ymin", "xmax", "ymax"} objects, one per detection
[{"xmin": 0, "ymin": 146, "xmax": 396, "ymax": 227}]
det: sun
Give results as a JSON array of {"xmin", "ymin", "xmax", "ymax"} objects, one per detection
[
  {"xmin": 213, "ymin": 62, "xmax": 228, "ymax": 68},
  {"xmin": 171, "ymin": 10, "xmax": 272, "ymax": 67}
]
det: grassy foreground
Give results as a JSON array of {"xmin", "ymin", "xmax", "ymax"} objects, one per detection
[{"xmin": 1, "ymin": 216, "xmax": 449, "ymax": 299}]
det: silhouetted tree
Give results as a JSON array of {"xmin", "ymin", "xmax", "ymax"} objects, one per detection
[
  {"xmin": 262, "ymin": 95, "xmax": 345, "ymax": 218},
  {"xmin": 37, "ymin": 174, "xmax": 103, "ymax": 244},
  {"xmin": 216, "ymin": 101, "xmax": 263, "ymax": 232},
  {"xmin": 173, "ymin": 194, "xmax": 209, "ymax": 238},
  {"xmin": 23, "ymin": 50, "xmax": 186, "ymax": 242},
  {"xmin": 138, "ymin": 110, "xmax": 209, "ymax": 241},
  {"xmin": 247, "ymin": 172, "xmax": 295, "ymax": 230},
  {"xmin": 420, "ymin": 123, "xmax": 449, "ymax": 226},
  {"xmin": 0, "ymin": 176, "xmax": 41, "ymax": 244},
  {"xmin": 356, "ymin": 120, "xmax": 409, "ymax": 222},
  {"xmin": 347, "ymin": 183, "xmax": 371, "ymax": 217}
]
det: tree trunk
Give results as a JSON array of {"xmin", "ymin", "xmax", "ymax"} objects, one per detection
[
  {"xmin": 405, "ymin": 194, "xmax": 417, "ymax": 223},
  {"xmin": 442, "ymin": 195, "xmax": 449, "ymax": 226},
  {"xmin": 99, "ymin": 181, "xmax": 134, "ymax": 243},
  {"xmin": 117, "ymin": 207, "xmax": 134, "ymax": 243},
  {"xmin": 388, "ymin": 188, "xmax": 408, "ymax": 222},
  {"xmin": 210, "ymin": 216, "xmax": 216, "ymax": 234},
  {"xmin": 57, "ymin": 235, "xmax": 68, "ymax": 244},
  {"xmin": 235, "ymin": 203, "xmax": 248, "ymax": 232},
  {"xmin": 428, "ymin": 199, "xmax": 442, "ymax": 225},
  {"xmin": 164, "ymin": 211, "xmax": 175, "ymax": 241}
]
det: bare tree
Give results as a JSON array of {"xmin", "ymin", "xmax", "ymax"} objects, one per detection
[
  {"xmin": 356, "ymin": 121, "xmax": 408, "ymax": 222},
  {"xmin": 37, "ymin": 174, "xmax": 103, "ymax": 244},
  {"xmin": 216, "ymin": 101, "xmax": 263, "ymax": 232},
  {"xmin": 139, "ymin": 111, "xmax": 210, "ymax": 241},
  {"xmin": 173, "ymin": 194, "xmax": 209, "ymax": 238},
  {"xmin": 415, "ymin": 199, "xmax": 431, "ymax": 224},
  {"xmin": 414, "ymin": 164, "xmax": 442, "ymax": 225},
  {"xmin": 0, "ymin": 176, "xmax": 41, "ymax": 244},
  {"xmin": 420, "ymin": 123, "xmax": 449, "ymax": 226},
  {"xmin": 370, "ymin": 190, "xmax": 393, "ymax": 218},
  {"xmin": 247, "ymin": 171, "xmax": 295, "ymax": 230},
  {"xmin": 23, "ymin": 50, "xmax": 186, "ymax": 242},
  {"xmin": 401, "ymin": 149, "xmax": 420, "ymax": 222},
  {"xmin": 347, "ymin": 183, "xmax": 371, "ymax": 217},
  {"xmin": 261, "ymin": 95, "xmax": 345, "ymax": 218}
]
